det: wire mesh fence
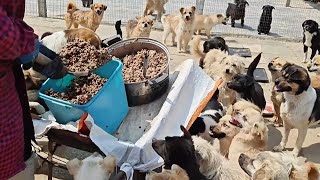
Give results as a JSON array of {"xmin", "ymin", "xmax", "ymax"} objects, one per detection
[{"xmin": 25, "ymin": 0, "xmax": 320, "ymax": 40}]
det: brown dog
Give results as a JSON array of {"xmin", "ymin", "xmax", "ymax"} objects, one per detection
[
  {"xmin": 65, "ymin": 2, "xmax": 107, "ymax": 32},
  {"xmin": 145, "ymin": 164, "xmax": 189, "ymax": 180},
  {"xmin": 308, "ymin": 55, "xmax": 320, "ymax": 89},
  {"xmin": 126, "ymin": 16, "xmax": 154, "ymax": 38},
  {"xmin": 143, "ymin": 0, "xmax": 169, "ymax": 22}
]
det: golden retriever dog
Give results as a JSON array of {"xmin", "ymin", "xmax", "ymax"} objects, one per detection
[
  {"xmin": 126, "ymin": 16, "xmax": 154, "ymax": 38},
  {"xmin": 210, "ymin": 115, "xmax": 241, "ymax": 158},
  {"xmin": 162, "ymin": 6, "xmax": 196, "ymax": 53},
  {"xmin": 194, "ymin": 14, "xmax": 228, "ymax": 38},
  {"xmin": 192, "ymin": 135, "xmax": 250, "ymax": 180},
  {"xmin": 228, "ymin": 107, "xmax": 268, "ymax": 162},
  {"xmin": 145, "ymin": 164, "xmax": 189, "ymax": 180},
  {"xmin": 268, "ymin": 57, "xmax": 288, "ymax": 127},
  {"xmin": 65, "ymin": 2, "xmax": 107, "ymax": 32},
  {"xmin": 143, "ymin": 0, "xmax": 169, "ymax": 22},
  {"xmin": 238, "ymin": 151, "xmax": 320, "ymax": 180},
  {"xmin": 67, "ymin": 152, "xmax": 116, "ymax": 180}
]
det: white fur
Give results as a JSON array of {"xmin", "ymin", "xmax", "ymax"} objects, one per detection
[
  {"xmin": 303, "ymin": 31, "xmax": 317, "ymax": 63},
  {"xmin": 41, "ymin": 31, "xmax": 68, "ymax": 53}
]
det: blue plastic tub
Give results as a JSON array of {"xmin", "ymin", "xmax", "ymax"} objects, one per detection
[{"xmin": 39, "ymin": 59, "xmax": 129, "ymax": 134}]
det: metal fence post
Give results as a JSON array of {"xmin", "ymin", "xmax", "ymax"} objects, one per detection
[
  {"xmin": 285, "ymin": 0, "xmax": 291, "ymax": 7},
  {"xmin": 196, "ymin": 0, "xmax": 205, "ymax": 15},
  {"xmin": 38, "ymin": 0, "xmax": 47, "ymax": 17}
]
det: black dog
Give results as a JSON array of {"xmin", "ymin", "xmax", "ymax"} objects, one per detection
[
  {"xmin": 257, "ymin": 5, "xmax": 275, "ymax": 35},
  {"xmin": 199, "ymin": 37, "xmax": 228, "ymax": 68},
  {"xmin": 81, "ymin": 0, "xmax": 93, "ymax": 7},
  {"xmin": 227, "ymin": 53, "xmax": 266, "ymax": 110},
  {"xmin": 152, "ymin": 126, "xmax": 208, "ymax": 180},
  {"xmin": 189, "ymin": 90, "xmax": 224, "ymax": 142},
  {"xmin": 302, "ymin": 20, "xmax": 320, "ymax": 64},
  {"xmin": 226, "ymin": 0, "xmax": 249, "ymax": 27}
]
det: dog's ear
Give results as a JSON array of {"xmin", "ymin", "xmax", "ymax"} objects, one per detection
[
  {"xmin": 103, "ymin": 5, "xmax": 107, "ymax": 11},
  {"xmin": 191, "ymin": 6, "xmax": 196, "ymax": 12},
  {"xmin": 262, "ymin": 5, "xmax": 266, "ymax": 10},
  {"xmin": 150, "ymin": 19, "xmax": 154, "ymax": 26},
  {"xmin": 180, "ymin": 125, "xmax": 191, "ymax": 138},
  {"xmin": 180, "ymin": 7, "xmax": 185, "ymax": 14},
  {"xmin": 281, "ymin": 63, "xmax": 293, "ymax": 72},
  {"xmin": 247, "ymin": 52, "xmax": 262, "ymax": 77},
  {"xmin": 245, "ymin": 1, "xmax": 249, "ymax": 6},
  {"xmin": 135, "ymin": 16, "xmax": 142, "ymax": 20},
  {"xmin": 66, "ymin": 158, "xmax": 82, "ymax": 175},
  {"xmin": 217, "ymin": 14, "xmax": 223, "ymax": 18},
  {"xmin": 272, "ymin": 6, "xmax": 275, "ymax": 10},
  {"xmin": 90, "ymin": 4, "xmax": 95, "ymax": 10},
  {"xmin": 302, "ymin": 21, "xmax": 306, "ymax": 27}
]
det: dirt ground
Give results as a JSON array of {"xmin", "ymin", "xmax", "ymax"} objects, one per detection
[{"xmin": 24, "ymin": 17, "xmax": 320, "ymax": 180}]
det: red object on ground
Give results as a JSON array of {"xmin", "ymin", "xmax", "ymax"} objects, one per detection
[{"xmin": 78, "ymin": 113, "xmax": 90, "ymax": 136}]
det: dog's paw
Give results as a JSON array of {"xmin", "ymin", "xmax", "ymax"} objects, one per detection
[
  {"xmin": 292, "ymin": 148, "xmax": 300, "ymax": 157},
  {"xmin": 302, "ymin": 59, "xmax": 310, "ymax": 63},
  {"xmin": 273, "ymin": 145, "xmax": 284, "ymax": 152}
]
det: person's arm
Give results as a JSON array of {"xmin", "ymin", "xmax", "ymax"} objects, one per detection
[{"xmin": 0, "ymin": 6, "xmax": 37, "ymax": 61}]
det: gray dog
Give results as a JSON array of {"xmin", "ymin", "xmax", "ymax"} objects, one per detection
[{"xmin": 226, "ymin": 0, "xmax": 249, "ymax": 27}]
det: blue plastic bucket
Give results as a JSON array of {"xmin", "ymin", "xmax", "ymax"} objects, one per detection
[{"xmin": 39, "ymin": 59, "xmax": 129, "ymax": 134}]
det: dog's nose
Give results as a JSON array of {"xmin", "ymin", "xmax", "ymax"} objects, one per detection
[
  {"xmin": 144, "ymin": 23, "xmax": 148, "ymax": 27},
  {"xmin": 275, "ymin": 78, "xmax": 280, "ymax": 85},
  {"xmin": 226, "ymin": 69, "xmax": 230, "ymax": 73},
  {"xmin": 268, "ymin": 62, "xmax": 273, "ymax": 67}
]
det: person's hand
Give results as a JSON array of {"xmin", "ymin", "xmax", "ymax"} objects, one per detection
[{"xmin": 17, "ymin": 39, "xmax": 41, "ymax": 65}]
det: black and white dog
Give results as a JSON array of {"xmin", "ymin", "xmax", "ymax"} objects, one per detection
[
  {"xmin": 273, "ymin": 63, "xmax": 320, "ymax": 156},
  {"xmin": 302, "ymin": 20, "xmax": 320, "ymax": 64},
  {"xmin": 189, "ymin": 90, "xmax": 224, "ymax": 142},
  {"xmin": 257, "ymin": 5, "xmax": 275, "ymax": 35}
]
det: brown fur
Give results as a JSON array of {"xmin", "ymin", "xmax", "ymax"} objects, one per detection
[
  {"xmin": 143, "ymin": 0, "xmax": 169, "ymax": 21},
  {"xmin": 65, "ymin": 2, "xmax": 107, "ymax": 32},
  {"xmin": 126, "ymin": 16, "xmax": 153, "ymax": 38},
  {"xmin": 65, "ymin": 28, "xmax": 101, "ymax": 49},
  {"xmin": 194, "ymin": 14, "xmax": 228, "ymax": 38},
  {"xmin": 162, "ymin": 6, "xmax": 196, "ymax": 53},
  {"xmin": 145, "ymin": 164, "xmax": 189, "ymax": 180},
  {"xmin": 308, "ymin": 55, "xmax": 320, "ymax": 89}
]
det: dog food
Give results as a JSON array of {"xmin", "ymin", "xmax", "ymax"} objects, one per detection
[
  {"xmin": 45, "ymin": 74, "xmax": 107, "ymax": 104},
  {"xmin": 121, "ymin": 49, "xmax": 167, "ymax": 83},
  {"xmin": 59, "ymin": 39, "xmax": 111, "ymax": 72}
]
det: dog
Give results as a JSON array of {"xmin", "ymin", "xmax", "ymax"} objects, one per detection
[
  {"xmin": 101, "ymin": 20, "xmax": 122, "ymax": 48},
  {"xmin": 189, "ymin": 90, "xmax": 224, "ymax": 142},
  {"xmin": 81, "ymin": 0, "xmax": 93, "ymax": 8},
  {"xmin": 65, "ymin": 2, "xmax": 107, "ymax": 32},
  {"xmin": 194, "ymin": 14, "xmax": 228, "ymax": 38},
  {"xmin": 257, "ymin": 5, "xmax": 275, "ymax": 35},
  {"xmin": 192, "ymin": 135, "xmax": 250, "ymax": 180},
  {"xmin": 143, "ymin": 0, "xmax": 169, "ymax": 22},
  {"xmin": 191, "ymin": 35, "xmax": 229, "ymax": 64},
  {"xmin": 145, "ymin": 164, "xmax": 189, "ymax": 180},
  {"xmin": 273, "ymin": 63, "xmax": 320, "ymax": 156},
  {"xmin": 162, "ymin": 6, "xmax": 196, "ymax": 53},
  {"xmin": 41, "ymin": 28, "xmax": 101, "ymax": 53},
  {"xmin": 226, "ymin": 0, "xmax": 249, "ymax": 27},
  {"xmin": 152, "ymin": 126, "xmax": 208, "ymax": 180},
  {"xmin": 238, "ymin": 151, "xmax": 320, "ymax": 180},
  {"xmin": 302, "ymin": 20, "xmax": 320, "ymax": 64},
  {"xmin": 226, "ymin": 98, "xmax": 262, "ymax": 115},
  {"xmin": 268, "ymin": 57, "xmax": 289, "ymax": 126},
  {"xmin": 227, "ymin": 53, "xmax": 266, "ymax": 110},
  {"xmin": 67, "ymin": 152, "xmax": 116, "ymax": 180},
  {"xmin": 209, "ymin": 115, "xmax": 240, "ymax": 157},
  {"xmin": 308, "ymin": 55, "xmax": 320, "ymax": 89},
  {"xmin": 126, "ymin": 16, "xmax": 154, "ymax": 38}
]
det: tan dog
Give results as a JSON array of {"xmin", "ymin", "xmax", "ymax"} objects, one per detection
[
  {"xmin": 228, "ymin": 107, "xmax": 268, "ymax": 162},
  {"xmin": 308, "ymin": 55, "xmax": 320, "ymax": 89},
  {"xmin": 126, "ymin": 16, "xmax": 154, "ymax": 38},
  {"xmin": 238, "ymin": 151, "xmax": 320, "ymax": 180},
  {"xmin": 143, "ymin": 0, "xmax": 169, "ymax": 22},
  {"xmin": 67, "ymin": 152, "xmax": 116, "ymax": 180},
  {"xmin": 162, "ymin": 6, "xmax": 196, "ymax": 53},
  {"xmin": 65, "ymin": 2, "xmax": 107, "ymax": 32},
  {"xmin": 210, "ymin": 115, "xmax": 241, "ymax": 158},
  {"xmin": 268, "ymin": 57, "xmax": 288, "ymax": 126},
  {"xmin": 145, "ymin": 164, "xmax": 189, "ymax": 180},
  {"xmin": 194, "ymin": 14, "xmax": 228, "ymax": 38}
]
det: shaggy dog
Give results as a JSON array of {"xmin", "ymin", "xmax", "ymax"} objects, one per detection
[
  {"xmin": 302, "ymin": 20, "xmax": 320, "ymax": 64},
  {"xmin": 143, "ymin": 0, "xmax": 169, "ymax": 22},
  {"xmin": 238, "ymin": 151, "xmax": 320, "ymax": 180},
  {"xmin": 273, "ymin": 63, "xmax": 320, "ymax": 156},
  {"xmin": 194, "ymin": 14, "xmax": 228, "ymax": 38},
  {"xmin": 126, "ymin": 16, "xmax": 154, "ymax": 38},
  {"xmin": 268, "ymin": 57, "xmax": 289, "ymax": 126},
  {"xmin": 67, "ymin": 152, "xmax": 116, "ymax": 180},
  {"xmin": 192, "ymin": 135, "xmax": 250, "ymax": 180},
  {"xmin": 209, "ymin": 115, "xmax": 240, "ymax": 157},
  {"xmin": 226, "ymin": 0, "xmax": 249, "ymax": 27},
  {"xmin": 227, "ymin": 53, "xmax": 266, "ymax": 110},
  {"xmin": 145, "ymin": 164, "xmax": 189, "ymax": 180},
  {"xmin": 226, "ymin": 99, "xmax": 262, "ymax": 116},
  {"xmin": 65, "ymin": 2, "xmax": 107, "ymax": 32},
  {"xmin": 257, "ymin": 5, "xmax": 275, "ymax": 35},
  {"xmin": 162, "ymin": 6, "xmax": 196, "ymax": 53}
]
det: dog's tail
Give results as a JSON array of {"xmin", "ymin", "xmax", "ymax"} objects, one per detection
[
  {"xmin": 247, "ymin": 52, "xmax": 262, "ymax": 77},
  {"xmin": 191, "ymin": 35, "xmax": 205, "ymax": 59},
  {"xmin": 67, "ymin": 0, "xmax": 77, "ymax": 14},
  {"xmin": 115, "ymin": 20, "xmax": 122, "ymax": 39}
]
